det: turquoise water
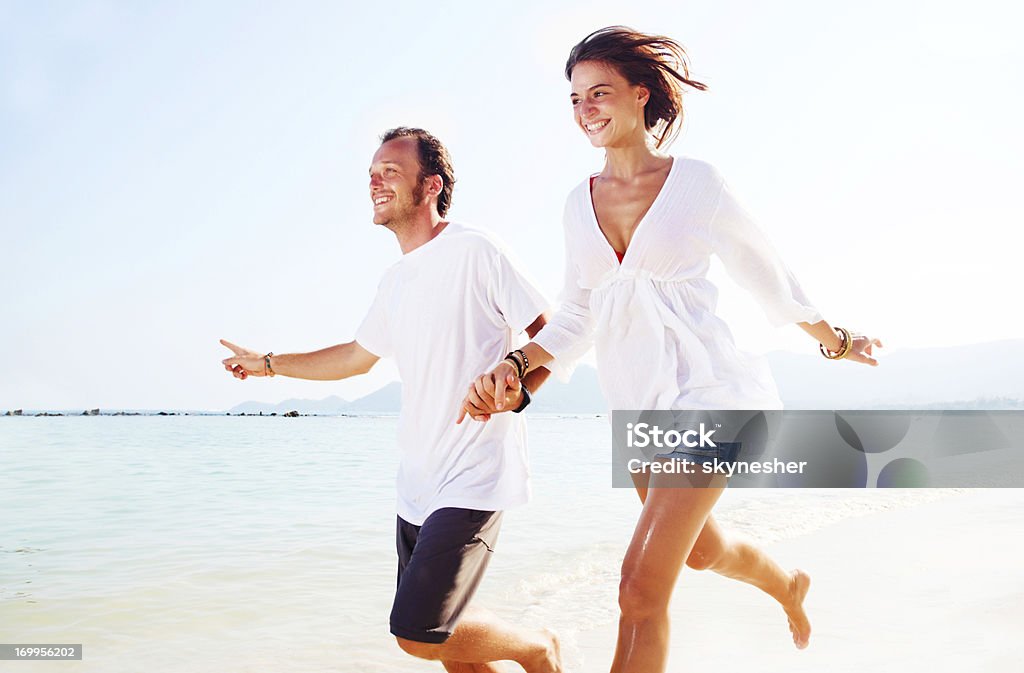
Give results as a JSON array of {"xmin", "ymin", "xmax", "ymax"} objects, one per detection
[{"xmin": 1, "ymin": 416, "xmax": 947, "ymax": 672}]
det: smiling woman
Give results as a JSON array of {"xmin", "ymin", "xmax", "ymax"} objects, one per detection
[
  {"xmin": 566, "ymin": 27, "xmax": 707, "ymax": 149},
  {"xmin": 464, "ymin": 24, "xmax": 883, "ymax": 673}
]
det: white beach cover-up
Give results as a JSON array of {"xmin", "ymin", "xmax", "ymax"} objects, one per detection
[{"xmin": 533, "ymin": 157, "xmax": 823, "ymax": 410}]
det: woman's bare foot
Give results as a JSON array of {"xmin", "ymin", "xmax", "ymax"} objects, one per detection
[{"xmin": 784, "ymin": 569, "xmax": 812, "ymax": 649}]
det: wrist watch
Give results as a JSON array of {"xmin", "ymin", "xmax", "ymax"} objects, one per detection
[{"xmin": 512, "ymin": 384, "xmax": 532, "ymax": 414}]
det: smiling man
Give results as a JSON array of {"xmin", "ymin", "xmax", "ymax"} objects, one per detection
[{"xmin": 220, "ymin": 127, "xmax": 561, "ymax": 673}]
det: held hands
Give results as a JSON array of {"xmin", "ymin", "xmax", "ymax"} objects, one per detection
[
  {"xmin": 220, "ymin": 339, "xmax": 267, "ymax": 380},
  {"xmin": 456, "ymin": 361, "xmax": 523, "ymax": 424}
]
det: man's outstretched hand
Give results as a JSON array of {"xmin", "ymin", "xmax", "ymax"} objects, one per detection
[{"xmin": 220, "ymin": 339, "xmax": 267, "ymax": 380}]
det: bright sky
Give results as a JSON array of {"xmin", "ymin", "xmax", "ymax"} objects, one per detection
[{"xmin": 2, "ymin": 0, "xmax": 1022, "ymax": 411}]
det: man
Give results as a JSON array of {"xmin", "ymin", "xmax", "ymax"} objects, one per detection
[{"xmin": 220, "ymin": 127, "xmax": 561, "ymax": 673}]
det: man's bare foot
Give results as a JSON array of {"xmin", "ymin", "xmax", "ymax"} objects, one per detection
[
  {"xmin": 784, "ymin": 569, "xmax": 812, "ymax": 649},
  {"xmin": 522, "ymin": 628, "xmax": 562, "ymax": 673}
]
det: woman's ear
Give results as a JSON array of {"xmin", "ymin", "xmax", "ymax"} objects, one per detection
[{"xmin": 636, "ymin": 85, "xmax": 650, "ymax": 107}]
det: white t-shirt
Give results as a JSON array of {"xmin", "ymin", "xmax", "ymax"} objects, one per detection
[{"xmin": 355, "ymin": 222, "xmax": 549, "ymax": 525}]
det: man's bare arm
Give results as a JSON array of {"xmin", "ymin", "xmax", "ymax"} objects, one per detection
[{"xmin": 220, "ymin": 339, "xmax": 379, "ymax": 381}]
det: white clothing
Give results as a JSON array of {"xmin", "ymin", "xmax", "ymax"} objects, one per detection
[
  {"xmin": 356, "ymin": 223, "xmax": 549, "ymax": 525},
  {"xmin": 533, "ymin": 157, "xmax": 822, "ymax": 410}
]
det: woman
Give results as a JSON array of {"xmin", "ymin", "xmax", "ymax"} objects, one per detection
[{"xmin": 461, "ymin": 26, "xmax": 882, "ymax": 673}]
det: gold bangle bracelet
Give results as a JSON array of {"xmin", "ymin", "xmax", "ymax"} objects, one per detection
[
  {"xmin": 819, "ymin": 327, "xmax": 852, "ymax": 360},
  {"xmin": 837, "ymin": 327, "xmax": 854, "ymax": 359}
]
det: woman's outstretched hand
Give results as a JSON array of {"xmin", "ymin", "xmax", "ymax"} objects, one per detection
[
  {"xmin": 846, "ymin": 335, "xmax": 884, "ymax": 366},
  {"xmin": 456, "ymin": 361, "xmax": 522, "ymax": 424}
]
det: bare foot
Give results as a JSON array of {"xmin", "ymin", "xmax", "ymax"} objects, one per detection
[
  {"xmin": 784, "ymin": 569, "xmax": 812, "ymax": 649},
  {"xmin": 523, "ymin": 628, "xmax": 562, "ymax": 673}
]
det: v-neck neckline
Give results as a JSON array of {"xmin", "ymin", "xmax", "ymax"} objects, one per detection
[{"xmin": 585, "ymin": 157, "xmax": 677, "ymax": 267}]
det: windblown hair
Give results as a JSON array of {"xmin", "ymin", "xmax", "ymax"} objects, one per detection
[
  {"xmin": 565, "ymin": 26, "xmax": 708, "ymax": 148},
  {"xmin": 380, "ymin": 127, "xmax": 456, "ymax": 217}
]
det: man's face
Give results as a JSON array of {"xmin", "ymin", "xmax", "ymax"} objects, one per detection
[{"xmin": 368, "ymin": 137, "xmax": 426, "ymax": 227}]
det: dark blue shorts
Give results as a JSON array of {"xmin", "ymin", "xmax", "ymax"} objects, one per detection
[{"xmin": 390, "ymin": 507, "xmax": 503, "ymax": 644}]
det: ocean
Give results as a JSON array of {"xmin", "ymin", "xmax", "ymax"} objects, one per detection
[{"xmin": 0, "ymin": 415, "xmax": 953, "ymax": 672}]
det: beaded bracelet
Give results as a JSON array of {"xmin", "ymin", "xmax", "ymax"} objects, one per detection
[
  {"xmin": 264, "ymin": 352, "xmax": 276, "ymax": 377},
  {"xmin": 503, "ymin": 352, "xmax": 525, "ymax": 378},
  {"xmin": 513, "ymin": 348, "xmax": 530, "ymax": 373}
]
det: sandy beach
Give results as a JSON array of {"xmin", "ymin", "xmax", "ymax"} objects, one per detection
[{"xmin": 573, "ymin": 489, "xmax": 1024, "ymax": 673}]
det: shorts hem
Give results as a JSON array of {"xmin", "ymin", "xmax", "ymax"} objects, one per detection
[
  {"xmin": 398, "ymin": 497, "xmax": 526, "ymax": 527},
  {"xmin": 390, "ymin": 621, "xmax": 451, "ymax": 644}
]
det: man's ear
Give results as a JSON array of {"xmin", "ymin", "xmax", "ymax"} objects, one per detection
[{"xmin": 426, "ymin": 174, "xmax": 444, "ymax": 198}]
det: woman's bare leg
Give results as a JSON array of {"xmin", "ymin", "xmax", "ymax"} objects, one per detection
[
  {"xmin": 610, "ymin": 477, "xmax": 725, "ymax": 673},
  {"xmin": 632, "ymin": 477, "xmax": 811, "ymax": 649},
  {"xmin": 686, "ymin": 514, "xmax": 811, "ymax": 648}
]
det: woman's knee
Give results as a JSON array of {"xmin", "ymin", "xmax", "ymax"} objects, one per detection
[{"xmin": 618, "ymin": 571, "xmax": 671, "ymax": 620}]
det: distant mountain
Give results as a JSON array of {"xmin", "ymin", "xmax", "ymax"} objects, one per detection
[
  {"xmin": 530, "ymin": 365, "xmax": 607, "ymax": 413},
  {"xmin": 228, "ymin": 394, "xmax": 348, "ymax": 415},
  {"xmin": 342, "ymin": 382, "xmax": 402, "ymax": 413},
  {"xmin": 227, "ymin": 340, "xmax": 1024, "ymax": 414},
  {"xmin": 227, "ymin": 369, "xmax": 607, "ymax": 415},
  {"xmin": 337, "ymin": 366, "xmax": 610, "ymax": 414},
  {"xmin": 767, "ymin": 339, "xmax": 1024, "ymax": 408}
]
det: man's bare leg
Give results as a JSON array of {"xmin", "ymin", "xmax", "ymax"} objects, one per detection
[
  {"xmin": 397, "ymin": 606, "xmax": 561, "ymax": 673},
  {"xmin": 442, "ymin": 661, "xmax": 506, "ymax": 673}
]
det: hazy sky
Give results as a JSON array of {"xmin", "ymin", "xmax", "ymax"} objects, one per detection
[{"xmin": 2, "ymin": 0, "xmax": 1022, "ymax": 411}]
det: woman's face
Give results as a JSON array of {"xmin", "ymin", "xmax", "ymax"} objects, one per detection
[{"xmin": 570, "ymin": 60, "xmax": 649, "ymax": 148}]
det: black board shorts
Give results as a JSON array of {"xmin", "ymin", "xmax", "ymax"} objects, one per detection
[{"xmin": 390, "ymin": 507, "xmax": 503, "ymax": 644}]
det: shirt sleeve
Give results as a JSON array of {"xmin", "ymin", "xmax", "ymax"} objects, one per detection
[
  {"xmin": 709, "ymin": 175, "xmax": 823, "ymax": 328},
  {"xmin": 487, "ymin": 243, "xmax": 551, "ymax": 335},
  {"xmin": 532, "ymin": 201, "xmax": 597, "ymax": 382},
  {"xmin": 354, "ymin": 276, "xmax": 394, "ymax": 358}
]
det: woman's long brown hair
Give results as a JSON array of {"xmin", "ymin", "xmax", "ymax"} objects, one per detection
[{"xmin": 566, "ymin": 26, "xmax": 708, "ymax": 148}]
